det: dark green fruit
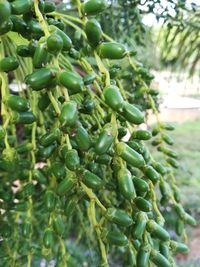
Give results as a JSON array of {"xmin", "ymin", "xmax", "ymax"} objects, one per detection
[
  {"xmin": 85, "ymin": 19, "xmax": 102, "ymax": 47},
  {"xmin": 117, "ymin": 168, "xmax": 136, "ymax": 200},
  {"xmin": 98, "ymin": 42, "xmax": 126, "ymax": 59},
  {"xmin": 82, "ymin": 0, "xmax": 107, "ymax": 16},
  {"xmin": 103, "ymin": 85, "xmax": 124, "ymax": 111},
  {"xmin": 0, "ymin": 56, "xmax": 19, "ymax": 72},
  {"xmin": 105, "ymin": 208, "xmax": 133, "ymax": 227},
  {"xmin": 6, "ymin": 95, "xmax": 29, "ymax": 112}
]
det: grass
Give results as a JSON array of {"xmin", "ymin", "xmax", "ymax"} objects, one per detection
[
  {"xmin": 169, "ymin": 118, "xmax": 200, "ymax": 208},
  {"xmin": 150, "ymin": 118, "xmax": 200, "ymax": 209}
]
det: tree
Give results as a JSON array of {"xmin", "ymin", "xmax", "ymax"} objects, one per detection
[{"xmin": 0, "ymin": 0, "xmax": 196, "ymax": 266}]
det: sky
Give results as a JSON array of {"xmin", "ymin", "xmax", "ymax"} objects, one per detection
[{"xmin": 142, "ymin": 0, "xmax": 200, "ymax": 26}]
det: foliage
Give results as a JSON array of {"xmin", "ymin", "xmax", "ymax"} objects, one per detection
[{"xmin": 159, "ymin": 3, "xmax": 200, "ymax": 75}]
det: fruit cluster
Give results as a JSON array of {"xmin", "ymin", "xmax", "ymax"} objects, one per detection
[{"xmin": 0, "ymin": 0, "xmax": 196, "ymax": 266}]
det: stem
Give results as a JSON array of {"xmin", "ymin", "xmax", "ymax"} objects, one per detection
[
  {"xmin": 81, "ymin": 182, "xmax": 107, "ymax": 212},
  {"xmin": 34, "ymin": 0, "xmax": 50, "ymax": 37},
  {"xmin": 89, "ymin": 200, "xmax": 108, "ymax": 265},
  {"xmin": 47, "ymin": 91, "xmax": 61, "ymax": 115},
  {"xmin": 94, "ymin": 51, "xmax": 110, "ymax": 86}
]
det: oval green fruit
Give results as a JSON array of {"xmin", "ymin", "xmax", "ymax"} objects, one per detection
[
  {"xmin": 58, "ymin": 71, "xmax": 83, "ymax": 94},
  {"xmin": 137, "ymin": 245, "xmax": 150, "ymax": 267},
  {"xmin": 103, "ymin": 85, "xmax": 124, "ymax": 111},
  {"xmin": 43, "ymin": 228, "xmax": 54, "ymax": 249},
  {"xmin": 6, "ymin": 95, "xmax": 29, "ymax": 112},
  {"xmin": 116, "ymin": 142, "xmax": 145, "ymax": 169},
  {"xmin": 82, "ymin": 170, "xmax": 103, "ymax": 190},
  {"xmin": 107, "ymin": 229, "xmax": 128, "ymax": 246},
  {"xmin": 83, "ymin": 0, "xmax": 107, "ymax": 16},
  {"xmin": 59, "ymin": 101, "xmax": 78, "ymax": 127},
  {"xmin": 0, "ymin": 0, "xmax": 11, "ymax": 25},
  {"xmin": 121, "ymin": 102, "xmax": 144, "ymax": 125},
  {"xmin": 146, "ymin": 220, "xmax": 170, "ymax": 242},
  {"xmin": 98, "ymin": 42, "xmax": 126, "ymax": 59},
  {"xmin": 150, "ymin": 249, "xmax": 171, "ymax": 267},
  {"xmin": 85, "ymin": 19, "xmax": 102, "ymax": 47},
  {"xmin": 135, "ymin": 197, "xmax": 152, "ymax": 212},
  {"xmin": 25, "ymin": 68, "xmax": 57, "ymax": 91},
  {"xmin": 47, "ymin": 33, "xmax": 63, "ymax": 54},
  {"xmin": 11, "ymin": 0, "xmax": 33, "ymax": 15},
  {"xmin": 105, "ymin": 208, "xmax": 133, "ymax": 227},
  {"xmin": 74, "ymin": 126, "xmax": 92, "ymax": 151},
  {"xmin": 0, "ymin": 56, "xmax": 19, "ymax": 72},
  {"xmin": 65, "ymin": 149, "xmax": 80, "ymax": 171},
  {"xmin": 117, "ymin": 168, "xmax": 136, "ymax": 200},
  {"xmin": 95, "ymin": 124, "xmax": 115, "ymax": 155}
]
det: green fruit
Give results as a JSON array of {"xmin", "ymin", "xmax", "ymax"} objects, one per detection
[
  {"xmin": 82, "ymin": 0, "xmax": 107, "ymax": 16},
  {"xmin": 38, "ymin": 143, "xmax": 57, "ymax": 159},
  {"xmin": 146, "ymin": 220, "xmax": 170, "ymax": 242},
  {"xmin": 11, "ymin": 111, "xmax": 36, "ymax": 124},
  {"xmin": 47, "ymin": 33, "xmax": 63, "ymax": 54},
  {"xmin": 116, "ymin": 142, "xmax": 145, "ymax": 168},
  {"xmin": 50, "ymin": 162, "xmax": 66, "ymax": 179},
  {"xmin": 11, "ymin": 0, "xmax": 32, "ymax": 15},
  {"xmin": 95, "ymin": 124, "xmax": 115, "ymax": 155},
  {"xmin": 44, "ymin": 1, "xmax": 55, "ymax": 13},
  {"xmin": 133, "ymin": 177, "xmax": 149, "ymax": 193},
  {"xmin": 103, "ymin": 85, "xmax": 124, "ymax": 111},
  {"xmin": 132, "ymin": 212, "xmax": 146, "ymax": 239},
  {"xmin": 162, "ymin": 134, "xmax": 174, "ymax": 145},
  {"xmin": 33, "ymin": 169, "xmax": 47, "ymax": 184},
  {"xmin": 105, "ymin": 208, "xmax": 133, "ymax": 227},
  {"xmin": 0, "ymin": 56, "xmax": 19, "ymax": 72},
  {"xmin": 170, "ymin": 241, "xmax": 189, "ymax": 254},
  {"xmin": 25, "ymin": 68, "xmax": 57, "ymax": 91},
  {"xmin": 0, "ymin": 0, "xmax": 11, "ymax": 25},
  {"xmin": 98, "ymin": 42, "xmax": 126, "ymax": 59},
  {"xmin": 152, "ymin": 162, "xmax": 167, "ymax": 175},
  {"xmin": 58, "ymin": 71, "xmax": 83, "ymax": 94},
  {"xmin": 121, "ymin": 102, "xmax": 144, "ymax": 125},
  {"xmin": 16, "ymin": 142, "xmax": 33, "ymax": 154},
  {"xmin": 150, "ymin": 249, "xmax": 171, "ymax": 267},
  {"xmin": 117, "ymin": 168, "xmax": 136, "ymax": 200},
  {"xmin": 53, "ymin": 215, "xmax": 65, "ymax": 236},
  {"xmin": 74, "ymin": 127, "xmax": 92, "ymax": 151},
  {"xmin": 16, "ymin": 45, "xmax": 31, "ymax": 57},
  {"xmin": 33, "ymin": 44, "xmax": 50, "ymax": 68},
  {"xmin": 131, "ymin": 130, "xmax": 152, "ymax": 140},
  {"xmin": 137, "ymin": 245, "xmax": 150, "ymax": 267},
  {"xmin": 59, "ymin": 101, "xmax": 78, "ymax": 127},
  {"xmin": 85, "ymin": 19, "xmax": 102, "ymax": 47},
  {"xmin": 166, "ymin": 157, "xmax": 179, "ymax": 169},
  {"xmin": 57, "ymin": 177, "xmax": 75, "ymax": 196},
  {"xmin": 44, "ymin": 190, "xmax": 56, "ymax": 211},
  {"xmin": 0, "ymin": 18, "xmax": 13, "ymax": 35},
  {"xmin": 82, "ymin": 170, "xmax": 103, "ymax": 190},
  {"xmin": 107, "ymin": 229, "xmax": 128, "ymax": 246},
  {"xmin": 38, "ymin": 92, "xmax": 50, "ymax": 111},
  {"xmin": 95, "ymin": 154, "xmax": 111, "ymax": 165},
  {"xmin": 43, "ymin": 228, "xmax": 54, "ymax": 249},
  {"xmin": 144, "ymin": 165, "xmax": 160, "ymax": 184},
  {"xmin": 65, "ymin": 149, "xmax": 80, "ymax": 171},
  {"xmin": 54, "ymin": 28, "xmax": 72, "ymax": 51},
  {"xmin": 135, "ymin": 197, "xmax": 152, "ymax": 212},
  {"xmin": 6, "ymin": 95, "xmax": 29, "ymax": 112}
]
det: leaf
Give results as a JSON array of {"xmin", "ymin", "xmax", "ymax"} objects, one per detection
[{"xmin": 6, "ymin": 31, "xmax": 29, "ymax": 46}]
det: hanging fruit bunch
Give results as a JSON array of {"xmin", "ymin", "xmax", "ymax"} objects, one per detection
[{"xmin": 0, "ymin": 0, "xmax": 196, "ymax": 266}]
